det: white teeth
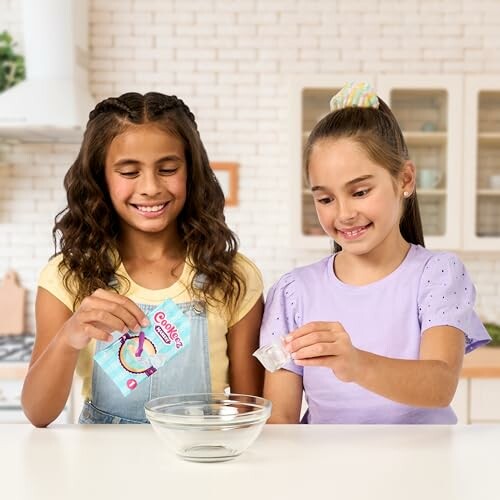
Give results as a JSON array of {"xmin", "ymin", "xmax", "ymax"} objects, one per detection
[
  {"xmin": 342, "ymin": 226, "xmax": 366, "ymax": 236},
  {"xmin": 136, "ymin": 204, "xmax": 166, "ymax": 213}
]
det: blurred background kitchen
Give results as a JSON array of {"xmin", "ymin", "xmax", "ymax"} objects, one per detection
[{"xmin": 0, "ymin": 0, "xmax": 499, "ymax": 423}]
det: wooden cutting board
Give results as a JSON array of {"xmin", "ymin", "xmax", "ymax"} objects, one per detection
[{"xmin": 0, "ymin": 270, "xmax": 26, "ymax": 335}]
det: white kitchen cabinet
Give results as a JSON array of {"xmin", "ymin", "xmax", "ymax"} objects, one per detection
[
  {"xmin": 469, "ymin": 378, "xmax": 500, "ymax": 422},
  {"xmin": 291, "ymin": 74, "xmax": 500, "ymax": 251},
  {"xmin": 378, "ymin": 75, "xmax": 463, "ymax": 250},
  {"xmin": 451, "ymin": 348, "xmax": 500, "ymax": 424},
  {"xmin": 451, "ymin": 378, "xmax": 469, "ymax": 424},
  {"xmin": 463, "ymin": 76, "xmax": 500, "ymax": 250},
  {"xmin": 453, "ymin": 378, "xmax": 500, "ymax": 424}
]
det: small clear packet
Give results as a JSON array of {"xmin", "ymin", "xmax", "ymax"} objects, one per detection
[
  {"xmin": 253, "ymin": 337, "xmax": 291, "ymax": 373},
  {"xmin": 94, "ymin": 298, "xmax": 191, "ymax": 396}
]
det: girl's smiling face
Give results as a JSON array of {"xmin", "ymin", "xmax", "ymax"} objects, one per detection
[
  {"xmin": 308, "ymin": 137, "xmax": 413, "ymax": 256},
  {"xmin": 105, "ymin": 123, "xmax": 187, "ymax": 237}
]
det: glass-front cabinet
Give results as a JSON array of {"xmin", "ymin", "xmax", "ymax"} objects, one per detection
[
  {"xmin": 464, "ymin": 77, "xmax": 500, "ymax": 250},
  {"xmin": 377, "ymin": 76, "xmax": 463, "ymax": 250},
  {"xmin": 291, "ymin": 75, "xmax": 499, "ymax": 251}
]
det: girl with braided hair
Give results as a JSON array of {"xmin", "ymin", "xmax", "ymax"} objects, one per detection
[{"xmin": 22, "ymin": 92, "xmax": 264, "ymax": 426}]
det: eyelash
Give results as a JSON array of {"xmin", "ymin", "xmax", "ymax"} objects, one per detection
[
  {"xmin": 316, "ymin": 188, "xmax": 370, "ymax": 205},
  {"xmin": 317, "ymin": 197, "xmax": 332, "ymax": 205},
  {"xmin": 353, "ymin": 188, "xmax": 369, "ymax": 197},
  {"xmin": 159, "ymin": 168, "xmax": 178, "ymax": 175},
  {"xmin": 120, "ymin": 168, "xmax": 178, "ymax": 178}
]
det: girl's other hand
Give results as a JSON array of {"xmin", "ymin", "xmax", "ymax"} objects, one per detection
[
  {"xmin": 58, "ymin": 289, "xmax": 149, "ymax": 351},
  {"xmin": 284, "ymin": 321, "xmax": 361, "ymax": 383}
]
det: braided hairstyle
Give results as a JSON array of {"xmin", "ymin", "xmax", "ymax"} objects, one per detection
[{"xmin": 54, "ymin": 92, "xmax": 245, "ymax": 310}]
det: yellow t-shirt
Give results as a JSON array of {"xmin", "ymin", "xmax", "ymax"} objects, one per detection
[{"xmin": 38, "ymin": 253, "xmax": 263, "ymax": 399}]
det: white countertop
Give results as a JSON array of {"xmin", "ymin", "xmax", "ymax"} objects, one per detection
[{"xmin": 1, "ymin": 423, "xmax": 497, "ymax": 500}]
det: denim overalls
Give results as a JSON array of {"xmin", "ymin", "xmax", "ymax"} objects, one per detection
[{"xmin": 78, "ymin": 299, "xmax": 211, "ymax": 424}]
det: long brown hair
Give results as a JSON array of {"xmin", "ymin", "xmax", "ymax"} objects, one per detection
[
  {"xmin": 53, "ymin": 92, "xmax": 245, "ymax": 309},
  {"xmin": 304, "ymin": 97, "xmax": 424, "ymax": 253}
]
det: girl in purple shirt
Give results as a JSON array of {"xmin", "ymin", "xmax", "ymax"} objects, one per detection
[{"xmin": 260, "ymin": 82, "xmax": 490, "ymax": 424}]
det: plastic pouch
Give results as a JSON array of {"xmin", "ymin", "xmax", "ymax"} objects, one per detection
[
  {"xmin": 94, "ymin": 298, "xmax": 190, "ymax": 396},
  {"xmin": 253, "ymin": 337, "xmax": 291, "ymax": 373}
]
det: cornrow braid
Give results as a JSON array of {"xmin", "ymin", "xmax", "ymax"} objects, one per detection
[
  {"xmin": 173, "ymin": 97, "xmax": 197, "ymax": 128},
  {"xmin": 145, "ymin": 93, "xmax": 198, "ymax": 130},
  {"xmin": 88, "ymin": 97, "xmax": 134, "ymax": 121}
]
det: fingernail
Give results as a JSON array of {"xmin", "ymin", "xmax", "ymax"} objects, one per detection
[
  {"xmin": 107, "ymin": 335, "xmax": 114, "ymax": 342},
  {"xmin": 133, "ymin": 324, "xmax": 141, "ymax": 332},
  {"xmin": 141, "ymin": 318, "xmax": 149, "ymax": 327},
  {"xmin": 284, "ymin": 335, "xmax": 292, "ymax": 342},
  {"xmin": 121, "ymin": 326, "xmax": 129, "ymax": 334}
]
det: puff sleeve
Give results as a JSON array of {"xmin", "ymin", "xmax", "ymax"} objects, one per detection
[
  {"xmin": 259, "ymin": 272, "xmax": 303, "ymax": 376},
  {"xmin": 38, "ymin": 254, "xmax": 75, "ymax": 311},
  {"xmin": 417, "ymin": 253, "xmax": 490, "ymax": 353},
  {"xmin": 227, "ymin": 253, "xmax": 264, "ymax": 327}
]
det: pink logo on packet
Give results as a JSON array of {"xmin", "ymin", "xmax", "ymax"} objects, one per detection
[{"xmin": 153, "ymin": 311, "xmax": 184, "ymax": 349}]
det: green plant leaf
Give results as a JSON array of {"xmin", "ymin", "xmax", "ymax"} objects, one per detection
[
  {"xmin": 0, "ymin": 30, "xmax": 25, "ymax": 93},
  {"xmin": 484, "ymin": 323, "xmax": 500, "ymax": 346}
]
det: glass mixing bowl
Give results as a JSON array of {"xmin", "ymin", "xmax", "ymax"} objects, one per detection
[{"xmin": 145, "ymin": 393, "xmax": 272, "ymax": 462}]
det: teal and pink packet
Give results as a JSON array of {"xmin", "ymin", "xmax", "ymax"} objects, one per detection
[{"xmin": 94, "ymin": 298, "xmax": 190, "ymax": 396}]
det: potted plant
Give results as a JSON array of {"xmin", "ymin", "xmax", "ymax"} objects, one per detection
[
  {"xmin": 484, "ymin": 323, "xmax": 500, "ymax": 347},
  {"xmin": 0, "ymin": 30, "xmax": 25, "ymax": 92}
]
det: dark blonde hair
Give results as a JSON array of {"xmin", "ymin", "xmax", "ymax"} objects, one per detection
[
  {"xmin": 304, "ymin": 98, "xmax": 424, "ymax": 252},
  {"xmin": 53, "ymin": 92, "xmax": 245, "ymax": 309}
]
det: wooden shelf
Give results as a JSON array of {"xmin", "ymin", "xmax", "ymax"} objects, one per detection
[
  {"xmin": 461, "ymin": 347, "xmax": 500, "ymax": 378},
  {"xmin": 403, "ymin": 131, "xmax": 447, "ymax": 145},
  {"xmin": 478, "ymin": 132, "xmax": 500, "ymax": 144},
  {"xmin": 417, "ymin": 189, "xmax": 446, "ymax": 196},
  {"xmin": 303, "ymin": 228, "xmax": 326, "ymax": 236},
  {"xmin": 477, "ymin": 189, "xmax": 500, "ymax": 196}
]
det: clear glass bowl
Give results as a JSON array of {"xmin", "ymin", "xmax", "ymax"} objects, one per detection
[{"xmin": 144, "ymin": 393, "xmax": 272, "ymax": 462}]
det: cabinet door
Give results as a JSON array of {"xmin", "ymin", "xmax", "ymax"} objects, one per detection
[
  {"xmin": 290, "ymin": 74, "xmax": 374, "ymax": 249},
  {"xmin": 469, "ymin": 379, "xmax": 500, "ymax": 422},
  {"xmin": 463, "ymin": 76, "xmax": 500, "ymax": 250},
  {"xmin": 377, "ymin": 76, "xmax": 463, "ymax": 250},
  {"xmin": 451, "ymin": 378, "xmax": 469, "ymax": 424}
]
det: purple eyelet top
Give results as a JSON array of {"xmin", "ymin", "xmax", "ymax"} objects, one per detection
[{"xmin": 259, "ymin": 244, "xmax": 490, "ymax": 424}]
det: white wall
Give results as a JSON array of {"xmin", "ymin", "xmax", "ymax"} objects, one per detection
[{"xmin": 1, "ymin": 0, "xmax": 499, "ymax": 332}]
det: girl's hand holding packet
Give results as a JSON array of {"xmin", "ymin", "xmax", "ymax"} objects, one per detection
[{"xmin": 94, "ymin": 298, "xmax": 190, "ymax": 396}]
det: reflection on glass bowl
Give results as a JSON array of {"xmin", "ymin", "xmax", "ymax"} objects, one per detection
[{"xmin": 145, "ymin": 393, "xmax": 272, "ymax": 462}]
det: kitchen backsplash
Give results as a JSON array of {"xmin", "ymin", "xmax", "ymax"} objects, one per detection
[{"xmin": 1, "ymin": 0, "xmax": 500, "ymax": 332}]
